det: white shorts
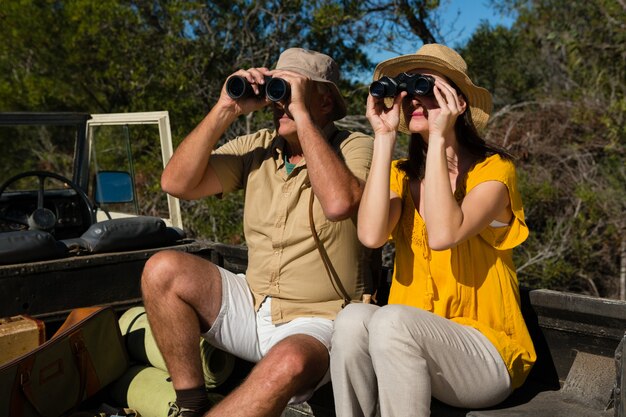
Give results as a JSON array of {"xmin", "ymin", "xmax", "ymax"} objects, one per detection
[{"xmin": 201, "ymin": 266, "xmax": 333, "ymax": 402}]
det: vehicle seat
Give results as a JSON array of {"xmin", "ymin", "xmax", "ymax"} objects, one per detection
[
  {"xmin": 0, "ymin": 217, "xmax": 186, "ymax": 265},
  {"xmin": 0, "ymin": 230, "xmax": 68, "ymax": 264},
  {"xmin": 61, "ymin": 216, "xmax": 186, "ymax": 254}
]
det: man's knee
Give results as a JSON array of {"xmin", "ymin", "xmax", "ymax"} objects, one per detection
[
  {"xmin": 265, "ymin": 336, "xmax": 328, "ymax": 386},
  {"xmin": 141, "ymin": 250, "xmax": 219, "ymax": 299},
  {"xmin": 141, "ymin": 250, "xmax": 183, "ymax": 294}
]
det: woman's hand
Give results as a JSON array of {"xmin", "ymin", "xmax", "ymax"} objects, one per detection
[
  {"xmin": 429, "ymin": 79, "xmax": 466, "ymax": 141},
  {"xmin": 366, "ymin": 92, "xmax": 406, "ymax": 138}
]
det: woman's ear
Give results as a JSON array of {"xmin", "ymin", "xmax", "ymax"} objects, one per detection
[{"xmin": 458, "ymin": 94, "xmax": 468, "ymax": 113}]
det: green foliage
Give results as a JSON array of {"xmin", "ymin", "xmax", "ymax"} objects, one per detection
[
  {"xmin": 1, "ymin": 0, "xmax": 623, "ymax": 298},
  {"xmin": 181, "ymin": 191, "xmax": 246, "ymax": 244},
  {"xmin": 467, "ymin": 0, "xmax": 625, "ymax": 298},
  {"xmin": 460, "ymin": 23, "xmax": 542, "ymax": 107},
  {"xmin": 0, "ymin": 0, "xmax": 383, "ymax": 243},
  {"xmin": 0, "ymin": 124, "xmax": 77, "ymax": 180}
]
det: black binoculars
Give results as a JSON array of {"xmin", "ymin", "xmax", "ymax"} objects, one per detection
[
  {"xmin": 226, "ymin": 75, "xmax": 290, "ymax": 102},
  {"xmin": 369, "ymin": 73, "xmax": 435, "ymax": 98}
]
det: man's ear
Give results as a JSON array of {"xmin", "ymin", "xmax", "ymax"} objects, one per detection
[{"xmin": 321, "ymin": 93, "xmax": 335, "ymax": 116}]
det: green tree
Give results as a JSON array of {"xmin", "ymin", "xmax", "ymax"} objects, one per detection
[
  {"xmin": 0, "ymin": 0, "xmax": 442, "ymax": 243},
  {"xmin": 462, "ymin": 0, "xmax": 626, "ymax": 298}
]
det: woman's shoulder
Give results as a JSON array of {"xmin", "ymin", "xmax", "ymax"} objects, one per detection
[
  {"xmin": 392, "ymin": 158, "xmax": 408, "ymax": 166},
  {"xmin": 470, "ymin": 154, "xmax": 516, "ymax": 181},
  {"xmin": 465, "ymin": 154, "xmax": 518, "ymax": 193},
  {"xmin": 390, "ymin": 159, "xmax": 409, "ymax": 194},
  {"xmin": 475, "ymin": 153, "xmax": 515, "ymax": 171},
  {"xmin": 390, "ymin": 158, "xmax": 409, "ymax": 174}
]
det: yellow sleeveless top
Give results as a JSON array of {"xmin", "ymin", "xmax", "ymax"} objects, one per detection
[{"xmin": 388, "ymin": 154, "xmax": 536, "ymax": 389}]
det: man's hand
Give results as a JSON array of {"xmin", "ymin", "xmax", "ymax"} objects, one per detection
[
  {"xmin": 162, "ymin": 67, "xmax": 276, "ymax": 200},
  {"xmin": 268, "ymin": 69, "xmax": 315, "ymax": 121},
  {"xmin": 217, "ymin": 67, "xmax": 273, "ymax": 117}
]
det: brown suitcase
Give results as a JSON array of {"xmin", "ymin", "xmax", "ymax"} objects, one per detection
[{"xmin": 0, "ymin": 315, "xmax": 45, "ymax": 366}]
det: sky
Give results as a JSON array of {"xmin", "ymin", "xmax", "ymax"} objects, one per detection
[
  {"xmin": 438, "ymin": 0, "xmax": 515, "ymax": 43},
  {"xmin": 365, "ymin": 0, "xmax": 516, "ymax": 74}
]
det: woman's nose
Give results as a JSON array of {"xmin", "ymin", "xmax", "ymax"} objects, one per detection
[
  {"xmin": 407, "ymin": 95, "xmax": 423, "ymax": 107},
  {"xmin": 409, "ymin": 94, "xmax": 437, "ymax": 109}
]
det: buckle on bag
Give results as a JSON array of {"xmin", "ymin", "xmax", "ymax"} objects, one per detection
[{"xmin": 20, "ymin": 370, "xmax": 31, "ymax": 385}]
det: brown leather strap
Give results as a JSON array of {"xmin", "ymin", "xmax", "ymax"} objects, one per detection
[
  {"xmin": 17, "ymin": 309, "xmax": 103, "ymax": 417},
  {"xmin": 19, "ymin": 353, "xmax": 63, "ymax": 417},
  {"xmin": 308, "ymin": 190, "xmax": 351, "ymax": 306},
  {"xmin": 69, "ymin": 331, "xmax": 102, "ymax": 397},
  {"xmin": 9, "ymin": 356, "xmax": 34, "ymax": 417},
  {"xmin": 307, "ymin": 129, "xmax": 352, "ymax": 306}
]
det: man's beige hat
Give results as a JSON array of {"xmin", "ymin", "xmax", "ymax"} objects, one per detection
[
  {"xmin": 275, "ymin": 48, "xmax": 347, "ymax": 120},
  {"xmin": 373, "ymin": 43, "xmax": 492, "ymax": 131}
]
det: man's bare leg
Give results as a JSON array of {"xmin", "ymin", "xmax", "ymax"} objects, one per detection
[
  {"xmin": 141, "ymin": 250, "xmax": 223, "ymax": 390},
  {"xmin": 206, "ymin": 334, "xmax": 329, "ymax": 417}
]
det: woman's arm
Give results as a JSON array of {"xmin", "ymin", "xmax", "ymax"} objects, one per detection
[
  {"xmin": 424, "ymin": 148, "xmax": 511, "ymax": 250},
  {"xmin": 357, "ymin": 94, "xmax": 404, "ymax": 248},
  {"xmin": 358, "ymin": 136, "xmax": 402, "ymax": 248},
  {"xmin": 423, "ymin": 80, "xmax": 511, "ymax": 250}
]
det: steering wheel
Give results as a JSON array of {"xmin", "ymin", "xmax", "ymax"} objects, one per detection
[{"xmin": 0, "ymin": 170, "xmax": 96, "ymax": 233}]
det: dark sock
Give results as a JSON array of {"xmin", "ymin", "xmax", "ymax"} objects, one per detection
[{"xmin": 175, "ymin": 386, "xmax": 211, "ymax": 412}]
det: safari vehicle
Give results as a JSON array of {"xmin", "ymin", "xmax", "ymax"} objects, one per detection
[
  {"xmin": 0, "ymin": 111, "xmax": 211, "ymax": 330},
  {"xmin": 0, "ymin": 112, "xmax": 623, "ymax": 417}
]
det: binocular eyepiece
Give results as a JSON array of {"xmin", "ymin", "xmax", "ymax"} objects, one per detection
[
  {"xmin": 369, "ymin": 73, "xmax": 435, "ymax": 98},
  {"xmin": 226, "ymin": 75, "xmax": 290, "ymax": 102}
]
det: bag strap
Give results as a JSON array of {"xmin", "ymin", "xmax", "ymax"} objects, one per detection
[
  {"xmin": 18, "ymin": 350, "xmax": 84, "ymax": 417},
  {"xmin": 9, "ymin": 356, "xmax": 34, "ymax": 417},
  {"xmin": 308, "ymin": 186, "xmax": 352, "ymax": 307},
  {"xmin": 306, "ymin": 129, "xmax": 354, "ymax": 306},
  {"xmin": 69, "ymin": 331, "xmax": 102, "ymax": 399},
  {"xmin": 16, "ymin": 309, "xmax": 103, "ymax": 417}
]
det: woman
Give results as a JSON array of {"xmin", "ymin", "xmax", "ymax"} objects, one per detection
[{"xmin": 330, "ymin": 44, "xmax": 536, "ymax": 416}]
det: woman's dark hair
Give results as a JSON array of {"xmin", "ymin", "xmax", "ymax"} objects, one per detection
[{"xmin": 397, "ymin": 108, "xmax": 513, "ymax": 181}]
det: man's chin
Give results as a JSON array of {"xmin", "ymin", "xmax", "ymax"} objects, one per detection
[{"xmin": 276, "ymin": 119, "xmax": 296, "ymax": 136}]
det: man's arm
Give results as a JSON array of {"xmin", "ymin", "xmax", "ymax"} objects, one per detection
[
  {"xmin": 297, "ymin": 120, "xmax": 365, "ymax": 221},
  {"xmin": 274, "ymin": 70, "xmax": 366, "ymax": 221},
  {"xmin": 161, "ymin": 68, "xmax": 271, "ymax": 200}
]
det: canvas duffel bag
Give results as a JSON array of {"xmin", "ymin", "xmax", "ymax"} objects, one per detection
[{"xmin": 0, "ymin": 306, "xmax": 129, "ymax": 417}]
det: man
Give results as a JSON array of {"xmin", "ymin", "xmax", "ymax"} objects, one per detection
[{"xmin": 141, "ymin": 48, "xmax": 374, "ymax": 417}]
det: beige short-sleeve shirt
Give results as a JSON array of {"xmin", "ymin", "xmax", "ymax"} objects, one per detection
[{"xmin": 209, "ymin": 124, "xmax": 374, "ymax": 323}]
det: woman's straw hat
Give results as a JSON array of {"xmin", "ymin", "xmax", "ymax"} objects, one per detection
[{"xmin": 373, "ymin": 43, "xmax": 492, "ymax": 132}]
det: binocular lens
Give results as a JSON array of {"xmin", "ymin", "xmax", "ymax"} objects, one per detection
[
  {"xmin": 369, "ymin": 76, "xmax": 398, "ymax": 98},
  {"xmin": 412, "ymin": 77, "xmax": 434, "ymax": 96},
  {"xmin": 226, "ymin": 76, "xmax": 248, "ymax": 100},
  {"xmin": 369, "ymin": 82, "xmax": 387, "ymax": 98},
  {"xmin": 266, "ymin": 78, "xmax": 290, "ymax": 102}
]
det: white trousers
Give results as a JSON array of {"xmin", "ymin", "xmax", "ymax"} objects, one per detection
[
  {"xmin": 330, "ymin": 304, "xmax": 512, "ymax": 417},
  {"xmin": 201, "ymin": 267, "xmax": 334, "ymax": 403}
]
